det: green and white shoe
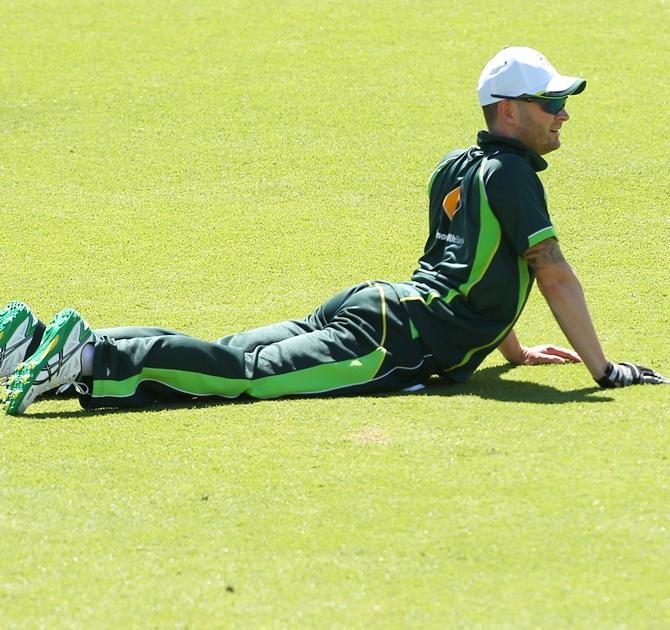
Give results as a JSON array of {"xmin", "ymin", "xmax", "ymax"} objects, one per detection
[
  {"xmin": 2, "ymin": 308, "xmax": 95, "ymax": 416},
  {"xmin": 0, "ymin": 301, "xmax": 42, "ymax": 378}
]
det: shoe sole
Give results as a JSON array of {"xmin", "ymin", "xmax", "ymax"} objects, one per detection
[
  {"xmin": 3, "ymin": 308, "xmax": 91, "ymax": 416},
  {"xmin": 0, "ymin": 301, "xmax": 37, "ymax": 377}
]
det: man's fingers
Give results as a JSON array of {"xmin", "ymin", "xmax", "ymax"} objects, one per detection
[
  {"xmin": 597, "ymin": 362, "xmax": 670, "ymax": 388},
  {"xmin": 626, "ymin": 363, "xmax": 670, "ymax": 385},
  {"xmin": 540, "ymin": 345, "xmax": 582, "ymax": 362},
  {"xmin": 523, "ymin": 345, "xmax": 581, "ymax": 364},
  {"xmin": 534, "ymin": 355, "xmax": 566, "ymax": 365},
  {"xmin": 518, "ymin": 344, "xmax": 582, "ymax": 365},
  {"xmin": 525, "ymin": 352, "xmax": 566, "ymax": 365}
]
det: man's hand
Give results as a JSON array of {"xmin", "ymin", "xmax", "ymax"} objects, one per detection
[
  {"xmin": 498, "ymin": 330, "xmax": 581, "ymax": 366},
  {"xmin": 518, "ymin": 344, "xmax": 581, "ymax": 366},
  {"xmin": 596, "ymin": 362, "xmax": 670, "ymax": 388}
]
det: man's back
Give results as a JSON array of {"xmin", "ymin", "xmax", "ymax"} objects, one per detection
[{"xmin": 406, "ymin": 131, "xmax": 556, "ymax": 381}]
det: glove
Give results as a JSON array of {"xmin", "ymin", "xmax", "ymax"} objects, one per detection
[{"xmin": 596, "ymin": 361, "xmax": 670, "ymax": 388}]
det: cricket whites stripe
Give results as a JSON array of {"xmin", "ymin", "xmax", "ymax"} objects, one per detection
[{"xmin": 93, "ymin": 347, "xmax": 388, "ymax": 399}]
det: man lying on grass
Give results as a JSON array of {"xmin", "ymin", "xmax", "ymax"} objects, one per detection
[{"xmin": 2, "ymin": 46, "xmax": 667, "ymax": 415}]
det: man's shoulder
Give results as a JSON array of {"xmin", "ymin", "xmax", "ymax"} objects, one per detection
[
  {"xmin": 428, "ymin": 146, "xmax": 479, "ymax": 197},
  {"xmin": 481, "ymin": 150, "xmax": 541, "ymax": 189},
  {"xmin": 433, "ymin": 147, "xmax": 473, "ymax": 169},
  {"xmin": 480, "ymin": 150, "xmax": 548, "ymax": 213}
]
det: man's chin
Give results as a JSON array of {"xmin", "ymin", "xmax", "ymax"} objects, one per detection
[{"xmin": 541, "ymin": 140, "xmax": 561, "ymax": 155}]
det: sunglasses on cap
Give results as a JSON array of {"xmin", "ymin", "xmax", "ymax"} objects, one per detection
[{"xmin": 490, "ymin": 94, "xmax": 568, "ymax": 115}]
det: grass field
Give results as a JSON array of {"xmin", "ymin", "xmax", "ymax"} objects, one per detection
[{"xmin": 1, "ymin": 0, "xmax": 669, "ymax": 627}]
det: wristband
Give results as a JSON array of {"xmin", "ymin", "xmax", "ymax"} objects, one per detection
[{"xmin": 595, "ymin": 361, "xmax": 616, "ymax": 388}]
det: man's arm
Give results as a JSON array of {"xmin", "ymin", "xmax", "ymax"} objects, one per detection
[
  {"xmin": 524, "ymin": 238, "xmax": 609, "ymax": 380},
  {"xmin": 523, "ymin": 238, "xmax": 669, "ymax": 387}
]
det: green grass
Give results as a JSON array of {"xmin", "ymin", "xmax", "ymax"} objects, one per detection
[{"xmin": 1, "ymin": 0, "xmax": 669, "ymax": 627}]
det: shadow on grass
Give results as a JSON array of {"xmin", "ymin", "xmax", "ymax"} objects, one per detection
[
  {"xmin": 421, "ymin": 364, "xmax": 612, "ymax": 404},
  {"xmin": 22, "ymin": 395, "xmax": 257, "ymax": 421},
  {"xmin": 20, "ymin": 363, "xmax": 611, "ymax": 420}
]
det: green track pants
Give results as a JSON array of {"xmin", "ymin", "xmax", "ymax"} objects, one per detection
[{"xmin": 82, "ymin": 281, "xmax": 437, "ymax": 409}]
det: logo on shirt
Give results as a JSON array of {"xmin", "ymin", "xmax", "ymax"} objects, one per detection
[
  {"xmin": 442, "ymin": 186, "xmax": 461, "ymax": 220},
  {"xmin": 436, "ymin": 231, "xmax": 464, "ymax": 246}
]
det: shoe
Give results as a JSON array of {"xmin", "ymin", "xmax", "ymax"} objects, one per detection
[
  {"xmin": 0, "ymin": 301, "xmax": 42, "ymax": 377},
  {"xmin": 2, "ymin": 308, "xmax": 95, "ymax": 416}
]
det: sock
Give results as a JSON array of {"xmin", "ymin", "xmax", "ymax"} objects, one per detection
[{"xmin": 80, "ymin": 343, "xmax": 95, "ymax": 377}]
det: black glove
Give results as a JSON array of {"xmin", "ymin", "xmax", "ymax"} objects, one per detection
[{"xmin": 596, "ymin": 361, "xmax": 670, "ymax": 388}]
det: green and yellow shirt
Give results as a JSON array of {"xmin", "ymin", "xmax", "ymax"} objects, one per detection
[{"xmin": 406, "ymin": 130, "xmax": 557, "ymax": 381}]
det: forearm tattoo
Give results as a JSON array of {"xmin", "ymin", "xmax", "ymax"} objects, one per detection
[{"xmin": 524, "ymin": 238, "xmax": 566, "ymax": 270}]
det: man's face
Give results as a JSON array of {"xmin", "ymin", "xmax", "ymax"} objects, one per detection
[{"xmin": 511, "ymin": 100, "xmax": 570, "ymax": 155}]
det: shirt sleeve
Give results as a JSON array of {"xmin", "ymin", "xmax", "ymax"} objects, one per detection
[{"xmin": 481, "ymin": 155, "xmax": 557, "ymax": 254}]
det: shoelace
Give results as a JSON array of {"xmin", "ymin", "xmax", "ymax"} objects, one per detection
[{"xmin": 56, "ymin": 382, "xmax": 90, "ymax": 396}]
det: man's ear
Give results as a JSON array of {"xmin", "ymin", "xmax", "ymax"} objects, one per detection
[{"xmin": 499, "ymin": 100, "xmax": 516, "ymax": 126}]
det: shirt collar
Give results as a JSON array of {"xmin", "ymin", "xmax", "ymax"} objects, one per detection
[{"xmin": 476, "ymin": 130, "xmax": 548, "ymax": 172}]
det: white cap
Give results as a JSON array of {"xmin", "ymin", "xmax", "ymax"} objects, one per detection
[{"xmin": 477, "ymin": 47, "xmax": 586, "ymax": 106}]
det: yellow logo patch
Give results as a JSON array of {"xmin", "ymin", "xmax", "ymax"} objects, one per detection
[{"xmin": 442, "ymin": 186, "xmax": 461, "ymax": 220}]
